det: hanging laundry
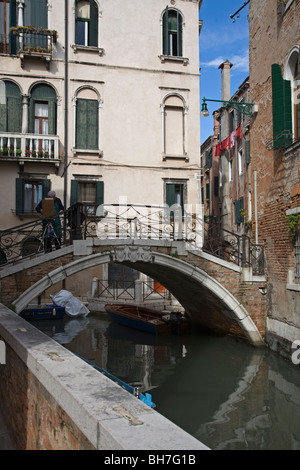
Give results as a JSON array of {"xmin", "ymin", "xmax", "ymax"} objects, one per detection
[
  {"xmin": 215, "ymin": 143, "xmax": 221, "ymax": 157},
  {"xmin": 230, "ymin": 130, "xmax": 236, "ymax": 148},
  {"xmin": 236, "ymin": 123, "xmax": 242, "ymax": 139}
]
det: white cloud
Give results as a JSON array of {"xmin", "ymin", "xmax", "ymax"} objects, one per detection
[{"xmin": 202, "ymin": 50, "xmax": 249, "ymax": 74}]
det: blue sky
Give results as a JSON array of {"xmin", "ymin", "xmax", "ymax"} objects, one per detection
[{"xmin": 199, "ymin": 0, "xmax": 250, "ymax": 144}]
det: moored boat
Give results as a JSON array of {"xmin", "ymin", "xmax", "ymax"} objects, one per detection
[{"xmin": 105, "ymin": 303, "xmax": 189, "ymax": 335}]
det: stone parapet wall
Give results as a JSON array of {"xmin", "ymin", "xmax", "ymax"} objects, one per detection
[{"xmin": 0, "ymin": 303, "xmax": 208, "ymax": 450}]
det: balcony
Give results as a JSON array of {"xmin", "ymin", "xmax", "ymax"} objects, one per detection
[
  {"xmin": 10, "ymin": 26, "xmax": 57, "ymax": 69},
  {"xmin": 0, "ymin": 132, "xmax": 61, "ymax": 168}
]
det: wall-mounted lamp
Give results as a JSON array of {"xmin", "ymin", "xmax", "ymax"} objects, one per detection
[{"xmin": 200, "ymin": 97, "xmax": 258, "ymax": 117}]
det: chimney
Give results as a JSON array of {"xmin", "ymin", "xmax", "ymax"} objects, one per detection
[{"xmin": 219, "ymin": 60, "xmax": 233, "ymax": 102}]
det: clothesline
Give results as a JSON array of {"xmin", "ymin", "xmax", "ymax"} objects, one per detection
[{"xmin": 215, "ymin": 123, "xmax": 242, "ymax": 157}]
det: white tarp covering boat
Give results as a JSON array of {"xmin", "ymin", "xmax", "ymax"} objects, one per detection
[{"xmin": 50, "ymin": 289, "xmax": 90, "ymax": 317}]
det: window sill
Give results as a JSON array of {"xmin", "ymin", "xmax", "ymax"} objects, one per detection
[
  {"xmin": 73, "ymin": 148, "xmax": 103, "ymax": 157},
  {"xmin": 71, "ymin": 44, "xmax": 105, "ymax": 56},
  {"xmin": 159, "ymin": 55, "xmax": 189, "ymax": 66},
  {"xmin": 286, "ymin": 283, "xmax": 300, "ymax": 292},
  {"xmin": 163, "ymin": 153, "xmax": 189, "ymax": 162}
]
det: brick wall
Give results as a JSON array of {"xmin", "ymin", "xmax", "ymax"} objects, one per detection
[{"xmin": 0, "ymin": 339, "xmax": 95, "ymax": 450}]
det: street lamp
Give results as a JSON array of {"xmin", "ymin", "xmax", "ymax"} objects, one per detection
[{"xmin": 201, "ymin": 97, "xmax": 258, "ymax": 117}]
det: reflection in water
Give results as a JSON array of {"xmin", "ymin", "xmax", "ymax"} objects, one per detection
[{"xmin": 32, "ymin": 312, "xmax": 300, "ymax": 450}]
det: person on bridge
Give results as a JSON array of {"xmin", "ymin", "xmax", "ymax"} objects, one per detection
[{"xmin": 36, "ymin": 190, "xmax": 64, "ymax": 252}]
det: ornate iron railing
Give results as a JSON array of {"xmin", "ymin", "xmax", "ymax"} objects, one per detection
[
  {"xmin": 0, "ymin": 203, "xmax": 264, "ymax": 275},
  {"xmin": 96, "ymin": 279, "xmax": 169, "ymax": 302},
  {"xmin": 203, "ymin": 223, "xmax": 265, "ymax": 275}
]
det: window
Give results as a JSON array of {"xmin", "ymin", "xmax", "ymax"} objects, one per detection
[
  {"xmin": 229, "ymin": 159, "xmax": 233, "ymax": 182},
  {"xmin": 163, "ymin": 95, "xmax": 185, "ymax": 157},
  {"xmin": 234, "ymin": 198, "xmax": 244, "ymax": 225},
  {"xmin": 0, "ymin": 80, "xmax": 22, "ymax": 133},
  {"xmin": 70, "ymin": 179, "xmax": 103, "ymax": 215},
  {"xmin": 272, "ymin": 63, "xmax": 293, "ymax": 148},
  {"xmin": 23, "ymin": 0, "xmax": 48, "ymax": 49},
  {"xmin": 15, "ymin": 177, "xmax": 50, "ymax": 215},
  {"xmin": 162, "ymin": 7, "xmax": 183, "ymax": 57},
  {"xmin": 29, "ymin": 84, "xmax": 56, "ymax": 135},
  {"xmin": 165, "ymin": 181, "xmax": 186, "ymax": 218},
  {"xmin": 0, "ymin": 0, "xmax": 16, "ymax": 55},
  {"xmin": 75, "ymin": 88, "xmax": 99, "ymax": 150},
  {"xmin": 284, "ymin": 49, "xmax": 300, "ymax": 141},
  {"xmin": 238, "ymin": 149, "xmax": 243, "ymax": 175},
  {"xmin": 75, "ymin": 0, "xmax": 98, "ymax": 47}
]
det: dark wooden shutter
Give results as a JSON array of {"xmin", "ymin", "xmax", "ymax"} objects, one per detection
[
  {"xmin": 272, "ymin": 63, "xmax": 292, "ymax": 148},
  {"xmin": 76, "ymin": 99, "xmax": 87, "ymax": 148},
  {"xmin": 214, "ymin": 176, "xmax": 219, "ymax": 196},
  {"xmin": 177, "ymin": 12, "xmax": 182, "ymax": 57},
  {"xmin": 87, "ymin": 99, "xmax": 98, "ymax": 149},
  {"xmin": 96, "ymin": 181, "xmax": 104, "ymax": 205},
  {"xmin": 15, "ymin": 178, "xmax": 24, "ymax": 215},
  {"xmin": 42, "ymin": 179, "xmax": 51, "ymax": 198},
  {"xmin": 166, "ymin": 183, "xmax": 175, "ymax": 207},
  {"xmin": 89, "ymin": 0, "xmax": 98, "ymax": 47},
  {"xmin": 9, "ymin": 0, "xmax": 17, "ymax": 55},
  {"xmin": 245, "ymin": 140, "xmax": 251, "ymax": 164},
  {"xmin": 70, "ymin": 180, "xmax": 79, "ymax": 206},
  {"xmin": 163, "ymin": 7, "xmax": 168, "ymax": 55}
]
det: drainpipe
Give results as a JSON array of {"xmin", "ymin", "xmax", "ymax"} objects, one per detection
[
  {"xmin": 254, "ymin": 170, "xmax": 258, "ymax": 244},
  {"xmin": 64, "ymin": 0, "xmax": 69, "ymax": 232}
]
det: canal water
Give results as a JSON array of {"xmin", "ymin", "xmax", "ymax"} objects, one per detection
[{"xmin": 32, "ymin": 311, "xmax": 300, "ymax": 451}]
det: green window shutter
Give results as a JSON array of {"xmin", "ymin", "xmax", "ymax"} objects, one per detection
[
  {"xmin": 76, "ymin": 99, "xmax": 87, "ymax": 148},
  {"xmin": 272, "ymin": 63, "xmax": 292, "ymax": 148},
  {"xmin": 25, "ymin": 0, "xmax": 47, "ymax": 28},
  {"xmin": 245, "ymin": 140, "xmax": 251, "ymax": 164},
  {"xmin": 87, "ymin": 99, "xmax": 98, "ymax": 149},
  {"xmin": 206, "ymin": 183, "xmax": 210, "ymax": 200},
  {"xmin": 16, "ymin": 178, "xmax": 24, "ymax": 215},
  {"xmin": 96, "ymin": 181, "xmax": 104, "ymax": 205},
  {"xmin": 9, "ymin": 0, "xmax": 17, "ymax": 55},
  {"xmin": 163, "ymin": 7, "xmax": 168, "ymax": 55},
  {"xmin": 70, "ymin": 180, "xmax": 79, "ymax": 206},
  {"xmin": 89, "ymin": 0, "xmax": 98, "ymax": 47},
  {"xmin": 166, "ymin": 183, "xmax": 175, "ymax": 207},
  {"xmin": 234, "ymin": 200, "xmax": 239, "ymax": 224},
  {"xmin": 0, "ymin": 103, "xmax": 5, "ymax": 132},
  {"xmin": 42, "ymin": 179, "xmax": 51, "ymax": 198},
  {"xmin": 76, "ymin": 99, "xmax": 98, "ymax": 149},
  {"xmin": 214, "ymin": 176, "xmax": 219, "ymax": 197},
  {"xmin": 177, "ymin": 12, "xmax": 182, "ymax": 57},
  {"xmin": 7, "ymin": 97, "xmax": 21, "ymax": 132}
]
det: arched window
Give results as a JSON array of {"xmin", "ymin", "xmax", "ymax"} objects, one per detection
[
  {"xmin": 0, "ymin": 80, "xmax": 21, "ymax": 132},
  {"xmin": 163, "ymin": 95, "xmax": 186, "ymax": 157},
  {"xmin": 75, "ymin": 0, "xmax": 98, "ymax": 47},
  {"xmin": 29, "ymin": 83, "xmax": 57, "ymax": 135},
  {"xmin": 75, "ymin": 87, "xmax": 99, "ymax": 150},
  {"xmin": 285, "ymin": 48, "xmax": 300, "ymax": 141},
  {"xmin": 162, "ymin": 7, "xmax": 183, "ymax": 57}
]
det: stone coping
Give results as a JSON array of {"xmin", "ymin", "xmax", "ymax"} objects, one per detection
[{"xmin": 0, "ymin": 304, "xmax": 209, "ymax": 451}]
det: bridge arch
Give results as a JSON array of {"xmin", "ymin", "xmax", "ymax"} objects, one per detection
[{"xmin": 12, "ymin": 248, "xmax": 263, "ymax": 346}]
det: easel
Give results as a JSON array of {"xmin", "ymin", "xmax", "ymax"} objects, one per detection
[{"xmin": 41, "ymin": 198, "xmax": 61, "ymax": 252}]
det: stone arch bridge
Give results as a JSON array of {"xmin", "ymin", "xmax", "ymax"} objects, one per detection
[{"xmin": 0, "ymin": 239, "xmax": 267, "ymax": 346}]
